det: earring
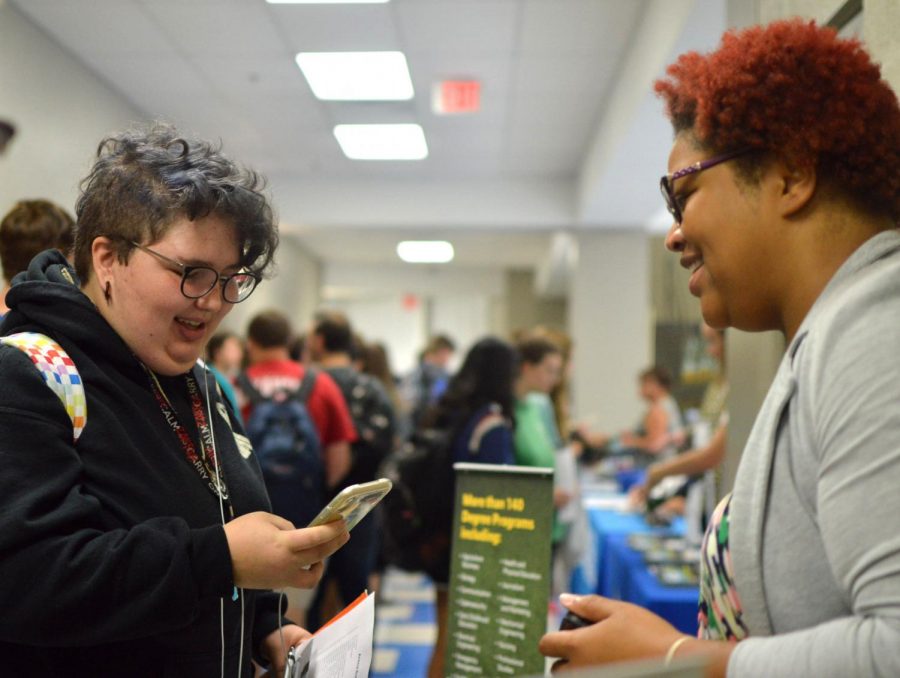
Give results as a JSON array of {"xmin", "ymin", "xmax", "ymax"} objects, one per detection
[{"xmin": 103, "ymin": 281, "xmax": 111, "ymax": 303}]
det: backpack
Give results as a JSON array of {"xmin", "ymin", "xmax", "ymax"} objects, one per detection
[
  {"xmin": 237, "ymin": 369, "xmax": 324, "ymax": 527},
  {"xmin": 326, "ymin": 367, "xmax": 396, "ymax": 488},
  {"xmin": 0, "ymin": 332, "xmax": 86, "ymax": 442},
  {"xmin": 378, "ymin": 425, "xmax": 455, "ymax": 581}
]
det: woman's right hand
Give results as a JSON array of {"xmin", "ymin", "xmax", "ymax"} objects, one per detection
[
  {"xmin": 223, "ymin": 512, "xmax": 349, "ymax": 590},
  {"xmin": 627, "ymin": 483, "xmax": 648, "ymax": 510}
]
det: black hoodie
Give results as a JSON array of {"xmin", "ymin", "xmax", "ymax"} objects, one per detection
[{"xmin": 0, "ymin": 251, "xmax": 283, "ymax": 677}]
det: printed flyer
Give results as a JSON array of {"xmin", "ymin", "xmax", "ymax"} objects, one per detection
[{"xmin": 445, "ymin": 462, "xmax": 554, "ymax": 677}]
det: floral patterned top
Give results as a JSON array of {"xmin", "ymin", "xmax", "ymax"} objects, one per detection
[{"xmin": 698, "ymin": 492, "xmax": 749, "ymax": 641}]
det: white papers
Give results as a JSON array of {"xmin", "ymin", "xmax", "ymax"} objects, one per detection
[
  {"xmin": 582, "ymin": 494, "xmax": 631, "ymax": 512},
  {"xmin": 285, "ymin": 591, "xmax": 375, "ymax": 678},
  {"xmin": 554, "ymin": 445, "xmax": 580, "ymax": 525}
]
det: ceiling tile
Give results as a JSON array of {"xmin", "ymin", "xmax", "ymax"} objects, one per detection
[
  {"xmin": 266, "ymin": 3, "xmax": 399, "ymax": 52},
  {"xmin": 506, "ymin": 92, "xmax": 600, "ymax": 147},
  {"xmin": 502, "ymin": 147, "xmax": 579, "ymax": 178},
  {"xmin": 512, "ymin": 55, "xmax": 615, "ymax": 96},
  {"xmin": 239, "ymin": 92, "xmax": 332, "ymax": 133},
  {"xmin": 140, "ymin": 1, "xmax": 284, "ymax": 56},
  {"xmin": 322, "ymin": 100, "xmax": 420, "ymax": 125},
  {"xmin": 395, "ymin": 0, "xmax": 519, "ymax": 54},
  {"xmin": 191, "ymin": 55, "xmax": 302, "ymax": 94},
  {"xmin": 14, "ymin": 0, "xmax": 176, "ymax": 55},
  {"xmin": 76, "ymin": 53, "xmax": 211, "ymax": 120},
  {"xmin": 519, "ymin": 0, "xmax": 643, "ymax": 56}
]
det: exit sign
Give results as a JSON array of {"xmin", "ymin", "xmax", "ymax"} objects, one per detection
[{"xmin": 432, "ymin": 80, "xmax": 481, "ymax": 114}]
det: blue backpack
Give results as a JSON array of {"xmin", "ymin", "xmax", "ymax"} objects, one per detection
[{"xmin": 237, "ymin": 369, "xmax": 324, "ymax": 527}]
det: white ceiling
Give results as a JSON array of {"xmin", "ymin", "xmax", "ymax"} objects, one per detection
[{"xmin": 10, "ymin": 0, "xmax": 728, "ymax": 269}]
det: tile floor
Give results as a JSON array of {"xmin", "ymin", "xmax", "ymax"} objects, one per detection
[
  {"xmin": 371, "ymin": 568, "xmax": 437, "ymax": 677},
  {"xmin": 370, "ymin": 567, "xmax": 561, "ymax": 677}
]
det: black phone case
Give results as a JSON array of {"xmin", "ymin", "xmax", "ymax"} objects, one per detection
[{"xmin": 559, "ymin": 609, "xmax": 592, "ymax": 631}]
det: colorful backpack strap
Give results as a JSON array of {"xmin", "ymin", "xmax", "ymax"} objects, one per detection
[{"xmin": 1, "ymin": 332, "xmax": 86, "ymax": 442}]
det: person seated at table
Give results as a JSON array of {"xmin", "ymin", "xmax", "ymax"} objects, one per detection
[
  {"xmin": 631, "ymin": 422, "xmax": 727, "ymax": 514},
  {"xmin": 630, "ymin": 325, "xmax": 728, "ymax": 513},
  {"xmin": 540, "ymin": 19, "xmax": 900, "ymax": 676},
  {"xmin": 577, "ymin": 366, "xmax": 685, "ymax": 467}
]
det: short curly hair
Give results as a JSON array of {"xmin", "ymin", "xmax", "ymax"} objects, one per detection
[
  {"xmin": 73, "ymin": 122, "xmax": 279, "ymax": 283},
  {"xmin": 655, "ymin": 19, "xmax": 900, "ymax": 222}
]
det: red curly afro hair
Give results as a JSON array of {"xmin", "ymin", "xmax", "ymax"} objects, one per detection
[{"xmin": 655, "ymin": 19, "xmax": 900, "ymax": 222}]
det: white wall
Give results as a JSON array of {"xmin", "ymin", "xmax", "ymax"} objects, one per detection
[
  {"xmin": 0, "ymin": 3, "xmax": 141, "ymax": 213},
  {"xmin": 865, "ymin": 0, "xmax": 900, "ymax": 89},
  {"xmin": 319, "ymin": 292, "xmax": 493, "ymax": 376},
  {"xmin": 569, "ymin": 231, "xmax": 651, "ymax": 431},
  {"xmin": 431, "ymin": 293, "xmax": 492, "ymax": 372},
  {"xmin": 319, "ymin": 261, "xmax": 506, "ymax": 374},
  {"xmin": 220, "ymin": 235, "xmax": 322, "ymax": 339},
  {"xmin": 326, "ymin": 295, "xmax": 426, "ymax": 375},
  {"xmin": 759, "ymin": 0, "xmax": 844, "ymax": 23}
]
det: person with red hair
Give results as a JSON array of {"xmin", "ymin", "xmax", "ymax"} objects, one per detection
[{"xmin": 541, "ymin": 19, "xmax": 900, "ymax": 676}]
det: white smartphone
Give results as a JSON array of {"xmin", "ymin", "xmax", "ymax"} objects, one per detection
[{"xmin": 307, "ymin": 478, "xmax": 392, "ymax": 531}]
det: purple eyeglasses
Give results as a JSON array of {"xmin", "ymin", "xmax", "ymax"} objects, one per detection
[{"xmin": 660, "ymin": 148, "xmax": 753, "ymax": 224}]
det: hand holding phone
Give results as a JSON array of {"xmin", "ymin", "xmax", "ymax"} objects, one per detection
[{"xmin": 307, "ymin": 478, "xmax": 392, "ymax": 531}]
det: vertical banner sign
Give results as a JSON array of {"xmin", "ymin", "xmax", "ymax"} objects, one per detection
[{"xmin": 445, "ymin": 463, "xmax": 554, "ymax": 677}]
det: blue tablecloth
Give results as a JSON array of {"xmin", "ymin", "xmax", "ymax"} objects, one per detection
[
  {"xmin": 570, "ymin": 498, "xmax": 698, "ymax": 636},
  {"xmin": 604, "ymin": 533, "xmax": 698, "ymax": 635},
  {"xmin": 587, "ymin": 504, "xmax": 686, "ymax": 592}
]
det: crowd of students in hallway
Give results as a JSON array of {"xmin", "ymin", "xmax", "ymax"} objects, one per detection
[
  {"xmin": 205, "ymin": 308, "xmax": 719, "ymax": 678},
  {"xmin": 203, "ymin": 311, "xmax": 590, "ymax": 677}
]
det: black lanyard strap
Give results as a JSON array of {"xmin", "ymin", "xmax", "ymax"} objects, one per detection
[{"xmin": 144, "ymin": 367, "xmax": 230, "ymax": 503}]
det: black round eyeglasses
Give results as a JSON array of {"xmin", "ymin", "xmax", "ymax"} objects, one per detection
[{"xmin": 131, "ymin": 241, "xmax": 260, "ymax": 304}]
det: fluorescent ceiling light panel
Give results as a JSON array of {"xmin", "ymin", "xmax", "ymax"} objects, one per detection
[
  {"xmin": 397, "ymin": 241, "xmax": 454, "ymax": 264},
  {"xmin": 269, "ymin": 1, "xmax": 388, "ymax": 4},
  {"xmin": 334, "ymin": 124, "xmax": 428, "ymax": 160},
  {"xmin": 296, "ymin": 51, "xmax": 413, "ymax": 101}
]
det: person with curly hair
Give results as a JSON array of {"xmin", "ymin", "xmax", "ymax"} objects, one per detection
[
  {"xmin": 0, "ymin": 123, "xmax": 349, "ymax": 676},
  {"xmin": 540, "ymin": 19, "xmax": 900, "ymax": 676}
]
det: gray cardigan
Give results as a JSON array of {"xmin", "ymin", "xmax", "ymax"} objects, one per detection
[{"xmin": 729, "ymin": 230, "xmax": 900, "ymax": 676}]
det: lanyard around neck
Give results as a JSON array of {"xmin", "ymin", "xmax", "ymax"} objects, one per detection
[{"xmin": 144, "ymin": 367, "xmax": 231, "ymax": 505}]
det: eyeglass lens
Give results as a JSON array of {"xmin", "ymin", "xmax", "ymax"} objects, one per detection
[
  {"xmin": 224, "ymin": 273, "xmax": 257, "ymax": 302},
  {"xmin": 660, "ymin": 178, "xmax": 681, "ymax": 223},
  {"xmin": 181, "ymin": 268, "xmax": 257, "ymax": 303}
]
